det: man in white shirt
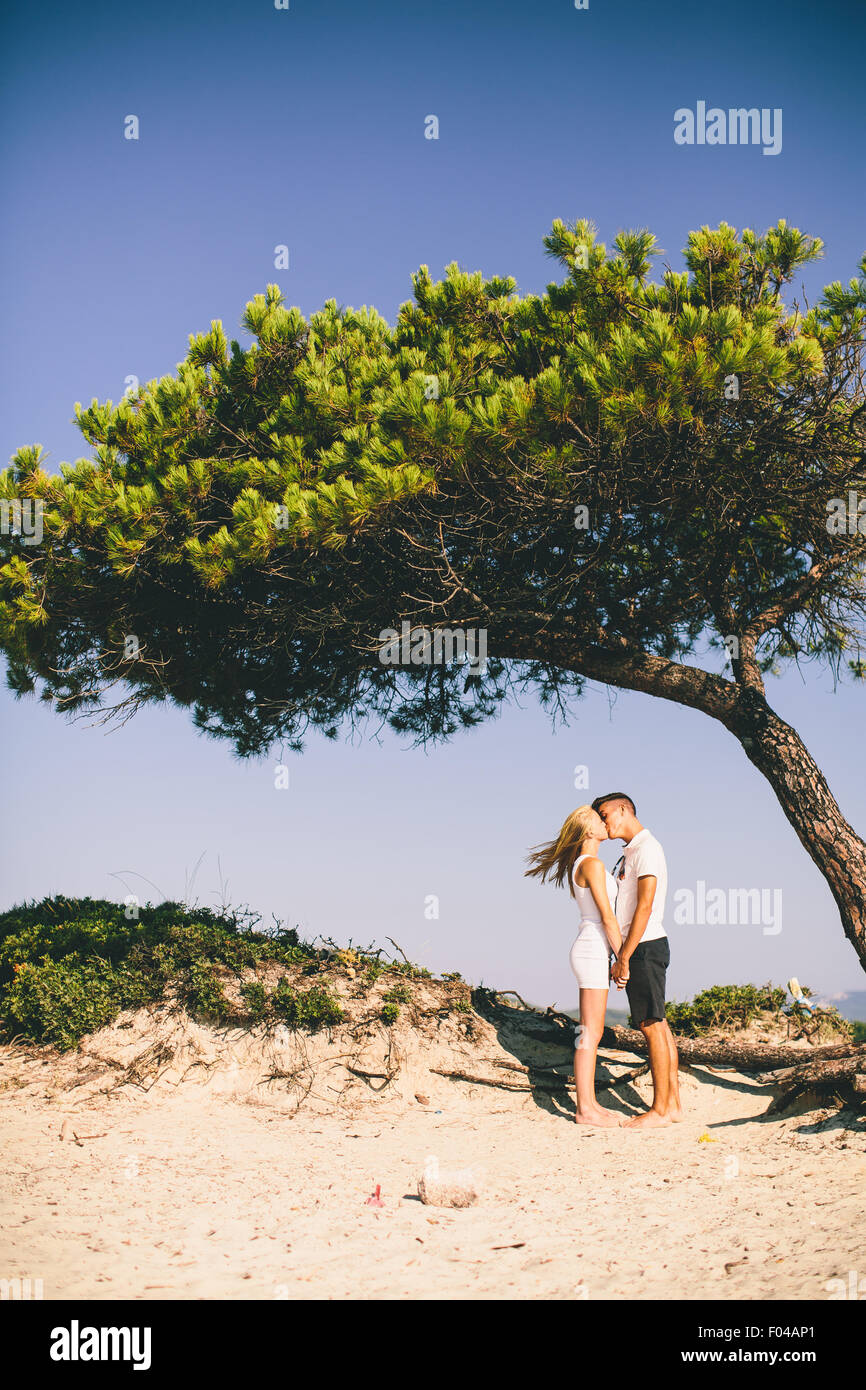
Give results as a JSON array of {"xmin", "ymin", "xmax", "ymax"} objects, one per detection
[{"xmin": 592, "ymin": 792, "xmax": 682, "ymax": 1129}]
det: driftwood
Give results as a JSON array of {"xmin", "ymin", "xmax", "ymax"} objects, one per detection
[
  {"xmin": 488, "ymin": 1057, "xmax": 649, "ymax": 1089},
  {"xmin": 430, "ymin": 1066, "xmax": 549, "ymax": 1092},
  {"xmin": 494, "ymin": 990, "xmax": 535, "ymax": 1010},
  {"xmin": 345, "ymin": 1064, "xmax": 400, "ymax": 1092},
  {"xmin": 497, "ymin": 1005, "xmax": 864, "ymax": 1074},
  {"xmin": 600, "ymin": 1025, "xmax": 865, "ymax": 1074},
  {"xmin": 767, "ymin": 1054, "xmax": 866, "ymax": 1110},
  {"xmin": 384, "ymin": 937, "xmax": 411, "ymax": 965},
  {"xmin": 601, "ymin": 1025, "xmax": 866, "ymax": 1105},
  {"xmin": 429, "ymin": 1061, "xmax": 649, "ymax": 1094},
  {"xmin": 479, "ymin": 995, "xmax": 865, "ymax": 1096}
]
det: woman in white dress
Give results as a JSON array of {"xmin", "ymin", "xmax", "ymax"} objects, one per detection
[{"xmin": 525, "ymin": 805, "xmax": 627, "ymax": 1127}]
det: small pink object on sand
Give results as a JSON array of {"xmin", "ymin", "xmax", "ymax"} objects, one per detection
[{"xmin": 365, "ymin": 1184, "xmax": 384, "ymax": 1206}]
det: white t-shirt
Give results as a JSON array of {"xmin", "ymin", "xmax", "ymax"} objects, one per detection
[{"xmin": 614, "ymin": 828, "xmax": 667, "ymax": 943}]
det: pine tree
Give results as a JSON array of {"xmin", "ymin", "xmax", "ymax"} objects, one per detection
[{"xmin": 2, "ymin": 219, "xmax": 866, "ymax": 968}]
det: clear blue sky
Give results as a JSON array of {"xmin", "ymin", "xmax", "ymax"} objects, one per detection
[{"xmin": 2, "ymin": 0, "xmax": 864, "ymax": 1012}]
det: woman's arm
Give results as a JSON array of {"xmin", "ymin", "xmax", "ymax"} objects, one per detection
[{"xmin": 581, "ymin": 858, "xmax": 623, "ymax": 955}]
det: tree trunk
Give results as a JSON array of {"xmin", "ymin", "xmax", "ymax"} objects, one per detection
[
  {"xmin": 502, "ymin": 630, "xmax": 866, "ymax": 974},
  {"xmin": 720, "ymin": 686, "xmax": 866, "ymax": 971}
]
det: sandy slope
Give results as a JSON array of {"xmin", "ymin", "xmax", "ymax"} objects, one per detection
[{"xmin": 1, "ymin": 997, "xmax": 864, "ymax": 1301}]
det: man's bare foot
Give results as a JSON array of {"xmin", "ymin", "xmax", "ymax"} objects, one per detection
[
  {"xmin": 574, "ymin": 1108, "xmax": 622, "ymax": 1127},
  {"xmin": 623, "ymin": 1108, "xmax": 672, "ymax": 1130},
  {"xmin": 667, "ymin": 1104, "xmax": 684, "ymax": 1122}
]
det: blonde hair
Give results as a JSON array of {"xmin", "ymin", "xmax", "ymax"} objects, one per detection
[{"xmin": 524, "ymin": 805, "xmax": 600, "ymax": 899}]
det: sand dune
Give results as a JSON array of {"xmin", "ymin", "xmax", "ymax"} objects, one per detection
[{"xmin": 1, "ymin": 991, "xmax": 864, "ymax": 1300}]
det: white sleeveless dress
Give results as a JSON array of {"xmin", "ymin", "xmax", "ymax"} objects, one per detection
[{"xmin": 569, "ymin": 853, "xmax": 617, "ymax": 990}]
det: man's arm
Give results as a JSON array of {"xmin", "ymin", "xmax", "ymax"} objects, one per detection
[{"xmin": 611, "ymin": 875, "xmax": 656, "ymax": 984}]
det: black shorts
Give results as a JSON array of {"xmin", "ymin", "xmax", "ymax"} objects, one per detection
[{"xmin": 625, "ymin": 937, "xmax": 670, "ymax": 1026}]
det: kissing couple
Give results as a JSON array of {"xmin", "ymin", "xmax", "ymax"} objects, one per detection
[{"xmin": 526, "ymin": 793, "xmax": 682, "ymax": 1129}]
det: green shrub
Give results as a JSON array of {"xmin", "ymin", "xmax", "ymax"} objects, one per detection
[
  {"xmin": 0, "ymin": 896, "xmax": 316, "ymax": 1050},
  {"xmin": 179, "ymin": 963, "xmax": 234, "ymax": 1025},
  {"xmin": 666, "ymin": 982, "xmax": 796, "ymax": 1036},
  {"xmin": 1, "ymin": 957, "xmax": 126, "ymax": 1050},
  {"xmin": 388, "ymin": 959, "xmax": 432, "ymax": 980},
  {"xmin": 271, "ymin": 980, "xmax": 344, "ymax": 1030},
  {"xmin": 361, "ymin": 956, "xmax": 431, "ymax": 985},
  {"xmin": 0, "ymin": 896, "xmax": 443, "ymax": 1052},
  {"xmin": 382, "ymin": 983, "xmax": 411, "ymax": 1004},
  {"xmin": 240, "ymin": 981, "xmax": 268, "ymax": 1022}
]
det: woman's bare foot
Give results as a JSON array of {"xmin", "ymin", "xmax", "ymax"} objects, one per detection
[
  {"xmin": 592, "ymin": 1105, "xmax": 625, "ymax": 1127},
  {"xmin": 623, "ymin": 1108, "xmax": 672, "ymax": 1130},
  {"xmin": 574, "ymin": 1107, "xmax": 621, "ymax": 1126},
  {"xmin": 667, "ymin": 1104, "xmax": 684, "ymax": 1122}
]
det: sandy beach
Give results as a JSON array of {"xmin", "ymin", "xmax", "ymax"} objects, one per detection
[{"xmin": 1, "ymin": 988, "xmax": 864, "ymax": 1301}]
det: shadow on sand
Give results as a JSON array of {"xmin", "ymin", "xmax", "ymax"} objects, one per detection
[{"xmin": 469, "ymin": 994, "xmax": 647, "ymax": 1122}]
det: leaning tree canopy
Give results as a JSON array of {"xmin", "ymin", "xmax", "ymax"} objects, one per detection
[{"xmin": 1, "ymin": 219, "xmax": 864, "ymax": 754}]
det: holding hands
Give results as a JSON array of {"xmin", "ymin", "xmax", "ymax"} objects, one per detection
[{"xmin": 612, "ymin": 952, "xmax": 630, "ymax": 989}]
